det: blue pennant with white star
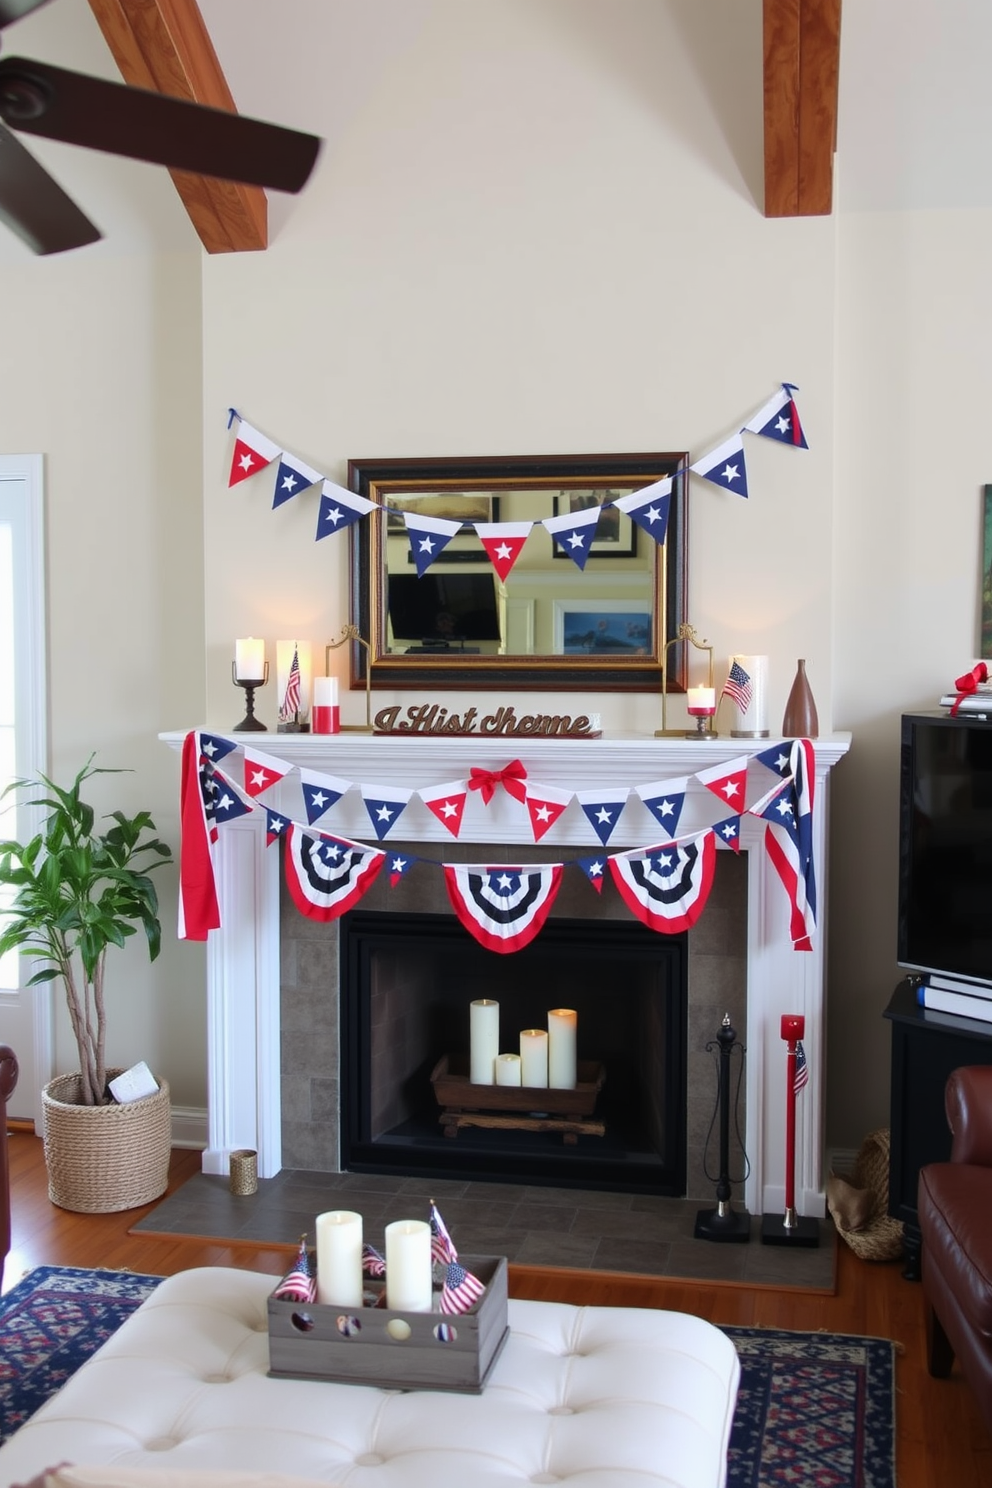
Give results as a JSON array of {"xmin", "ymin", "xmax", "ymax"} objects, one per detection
[
  {"xmin": 690, "ymin": 434, "xmax": 749, "ymax": 498},
  {"xmin": 300, "ymin": 769, "xmax": 350, "ymax": 825},
  {"xmin": 205, "ymin": 765, "xmax": 254, "ymax": 829},
  {"xmin": 315, "ymin": 479, "xmax": 378, "ymax": 541},
  {"xmin": 387, "ymin": 851, "xmax": 417, "ymax": 886},
  {"xmin": 576, "ymin": 854, "xmax": 607, "ymax": 893},
  {"xmin": 743, "ymin": 383, "xmax": 808, "ymax": 449},
  {"xmin": 272, "ymin": 454, "xmax": 323, "ymax": 509},
  {"xmin": 711, "ymin": 814, "xmax": 742, "ymax": 853},
  {"xmin": 361, "ymin": 784, "xmax": 413, "ymax": 840},
  {"xmin": 575, "ymin": 787, "xmax": 630, "ymax": 845},
  {"xmin": 198, "ymin": 731, "xmax": 239, "ymax": 765},
  {"xmin": 611, "ymin": 477, "xmax": 673, "ymax": 545},
  {"xmin": 540, "ymin": 504, "xmax": 601, "ymax": 570},
  {"xmin": 265, "ymin": 809, "xmax": 292, "ymax": 846},
  {"xmin": 754, "ymin": 744, "xmax": 793, "ymax": 779},
  {"xmin": 636, "ymin": 777, "xmax": 687, "ymax": 838},
  {"xmin": 402, "ymin": 511, "xmax": 464, "ymax": 576}
]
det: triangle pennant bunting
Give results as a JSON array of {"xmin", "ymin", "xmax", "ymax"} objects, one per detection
[
  {"xmin": 387, "ymin": 850, "xmax": 417, "ymax": 886},
  {"xmin": 198, "ymin": 732, "xmax": 239, "ymax": 766},
  {"xmin": 403, "ymin": 512, "xmax": 464, "ymax": 575},
  {"xmin": 611, "ymin": 477, "xmax": 673, "ymax": 544},
  {"xmin": 609, "ymin": 832, "xmax": 717, "ymax": 934},
  {"xmin": 418, "ymin": 780, "xmax": 469, "ymax": 838},
  {"xmin": 361, "ymin": 784, "xmax": 413, "ymax": 840},
  {"xmin": 265, "ymin": 809, "xmax": 292, "ymax": 846},
  {"xmin": 473, "ymin": 521, "xmax": 532, "ymax": 582},
  {"xmin": 242, "ymin": 746, "xmax": 292, "ymax": 798},
  {"xmin": 300, "ymin": 769, "xmax": 351, "ymax": 825},
  {"xmin": 690, "ymin": 434, "xmax": 749, "ymax": 498},
  {"xmin": 444, "ymin": 863, "xmax": 563, "ymax": 953},
  {"xmin": 525, "ymin": 783, "xmax": 573, "ymax": 841},
  {"xmin": 711, "ymin": 815, "xmax": 742, "ymax": 853},
  {"xmin": 272, "ymin": 454, "xmax": 323, "ymax": 508},
  {"xmin": 229, "ymin": 418, "xmax": 281, "ymax": 487},
  {"xmin": 636, "ymin": 778, "xmax": 688, "ymax": 838},
  {"xmin": 696, "ymin": 756, "xmax": 749, "ymax": 816},
  {"xmin": 205, "ymin": 765, "xmax": 254, "ymax": 831},
  {"xmin": 744, "ymin": 383, "xmax": 808, "ymax": 449},
  {"xmin": 577, "ymin": 854, "xmax": 607, "ymax": 893},
  {"xmin": 540, "ymin": 505, "xmax": 601, "ymax": 570},
  {"xmin": 575, "ymin": 787, "xmax": 630, "ymax": 846},
  {"xmin": 316, "ymin": 480, "xmax": 378, "ymax": 540}
]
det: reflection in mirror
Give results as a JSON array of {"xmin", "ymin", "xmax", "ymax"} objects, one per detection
[{"xmin": 348, "ymin": 454, "xmax": 688, "ymax": 692}]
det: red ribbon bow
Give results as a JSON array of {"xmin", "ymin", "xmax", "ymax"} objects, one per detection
[
  {"xmin": 951, "ymin": 662, "xmax": 989, "ymax": 715},
  {"xmin": 467, "ymin": 759, "xmax": 528, "ymax": 805}
]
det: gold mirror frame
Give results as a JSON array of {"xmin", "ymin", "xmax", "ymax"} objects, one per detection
[{"xmin": 348, "ymin": 452, "xmax": 688, "ymax": 692}]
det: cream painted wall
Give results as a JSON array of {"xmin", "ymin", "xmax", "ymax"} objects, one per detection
[{"xmin": 0, "ymin": 249, "xmax": 207, "ymax": 1106}]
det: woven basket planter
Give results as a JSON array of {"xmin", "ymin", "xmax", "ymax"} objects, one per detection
[{"xmin": 42, "ymin": 1069, "xmax": 171, "ymax": 1213}]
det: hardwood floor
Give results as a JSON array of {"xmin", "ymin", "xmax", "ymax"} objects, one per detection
[{"xmin": 5, "ymin": 1131, "xmax": 991, "ymax": 1486}]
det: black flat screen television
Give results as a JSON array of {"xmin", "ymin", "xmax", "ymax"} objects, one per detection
[
  {"xmin": 387, "ymin": 573, "xmax": 501, "ymax": 648},
  {"xmin": 898, "ymin": 712, "xmax": 992, "ymax": 989}
]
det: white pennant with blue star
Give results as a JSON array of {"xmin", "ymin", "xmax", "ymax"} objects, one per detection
[
  {"xmin": 402, "ymin": 511, "xmax": 464, "ymax": 575},
  {"xmin": 690, "ymin": 434, "xmax": 749, "ymax": 498},
  {"xmin": 575, "ymin": 786, "xmax": 630, "ymax": 845},
  {"xmin": 315, "ymin": 479, "xmax": 378, "ymax": 541},
  {"xmin": 611, "ymin": 476, "xmax": 673, "ymax": 544},
  {"xmin": 361, "ymin": 784, "xmax": 413, "ymax": 840},
  {"xmin": 540, "ymin": 504, "xmax": 601, "ymax": 570},
  {"xmin": 272, "ymin": 453, "xmax": 323, "ymax": 509}
]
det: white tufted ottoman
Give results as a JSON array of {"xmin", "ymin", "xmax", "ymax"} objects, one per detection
[{"xmin": 0, "ymin": 1267, "xmax": 740, "ymax": 1488}]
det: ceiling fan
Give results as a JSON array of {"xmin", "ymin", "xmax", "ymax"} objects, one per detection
[{"xmin": 0, "ymin": 0, "xmax": 321, "ymax": 254}]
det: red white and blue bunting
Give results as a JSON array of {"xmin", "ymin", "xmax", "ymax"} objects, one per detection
[
  {"xmin": 178, "ymin": 731, "xmax": 815, "ymax": 955},
  {"xmin": 225, "ymin": 384, "xmax": 808, "ymax": 580}
]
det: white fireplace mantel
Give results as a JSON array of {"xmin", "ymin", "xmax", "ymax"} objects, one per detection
[{"xmin": 162, "ymin": 730, "xmax": 851, "ymax": 1217}]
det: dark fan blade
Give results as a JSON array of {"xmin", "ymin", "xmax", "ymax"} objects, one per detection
[
  {"xmin": 0, "ymin": 0, "xmax": 51, "ymax": 27},
  {"xmin": 0, "ymin": 57, "xmax": 321, "ymax": 193},
  {"xmin": 0, "ymin": 117, "xmax": 100, "ymax": 253}
]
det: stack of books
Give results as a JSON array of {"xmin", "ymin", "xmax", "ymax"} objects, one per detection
[
  {"xmin": 917, "ymin": 975, "xmax": 992, "ymax": 1025},
  {"xmin": 939, "ymin": 682, "xmax": 992, "ymax": 715}
]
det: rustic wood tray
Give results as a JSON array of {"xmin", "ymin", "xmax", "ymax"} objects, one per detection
[{"xmin": 430, "ymin": 1053, "xmax": 605, "ymax": 1116}]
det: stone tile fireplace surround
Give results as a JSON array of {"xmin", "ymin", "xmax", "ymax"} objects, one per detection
[{"xmin": 164, "ymin": 732, "xmax": 850, "ymax": 1218}]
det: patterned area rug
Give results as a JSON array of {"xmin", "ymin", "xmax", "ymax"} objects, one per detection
[{"xmin": 0, "ymin": 1268, "xmax": 896, "ymax": 1486}]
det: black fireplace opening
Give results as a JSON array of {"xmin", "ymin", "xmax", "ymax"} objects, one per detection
[{"xmin": 339, "ymin": 910, "xmax": 688, "ymax": 1194}]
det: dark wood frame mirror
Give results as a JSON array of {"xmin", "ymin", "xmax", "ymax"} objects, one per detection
[{"xmin": 348, "ymin": 452, "xmax": 688, "ymax": 692}]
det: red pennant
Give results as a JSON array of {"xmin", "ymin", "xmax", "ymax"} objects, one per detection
[
  {"xmin": 525, "ymin": 786, "xmax": 572, "ymax": 842},
  {"xmin": 474, "ymin": 522, "xmax": 531, "ymax": 582}
]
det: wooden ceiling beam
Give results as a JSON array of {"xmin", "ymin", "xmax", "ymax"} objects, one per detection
[
  {"xmin": 85, "ymin": 0, "xmax": 267, "ymax": 252},
  {"xmin": 763, "ymin": 0, "xmax": 841, "ymax": 217}
]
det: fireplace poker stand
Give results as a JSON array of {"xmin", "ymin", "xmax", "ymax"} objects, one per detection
[{"xmin": 694, "ymin": 1014, "xmax": 751, "ymax": 1243}]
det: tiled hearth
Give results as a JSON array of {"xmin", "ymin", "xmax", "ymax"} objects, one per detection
[{"xmin": 163, "ymin": 731, "xmax": 850, "ymax": 1217}]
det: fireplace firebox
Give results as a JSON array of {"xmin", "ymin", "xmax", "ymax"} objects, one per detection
[{"xmin": 339, "ymin": 910, "xmax": 688, "ymax": 1194}]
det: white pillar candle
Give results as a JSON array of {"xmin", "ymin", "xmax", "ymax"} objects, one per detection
[
  {"xmin": 520, "ymin": 1028, "xmax": 549, "ymax": 1088},
  {"xmin": 470, "ymin": 998, "xmax": 499, "ymax": 1085},
  {"xmin": 315, "ymin": 1209, "xmax": 363, "ymax": 1307},
  {"xmin": 687, "ymin": 686, "xmax": 716, "ymax": 714},
  {"xmin": 548, "ymin": 1008, "xmax": 578, "ymax": 1089},
  {"xmin": 495, "ymin": 1052, "xmax": 523, "ymax": 1086},
  {"xmin": 385, "ymin": 1218, "xmax": 433, "ymax": 1312},
  {"xmin": 729, "ymin": 653, "xmax": 770, "ymax": 737},
  {"xmin": 312, "ymin": 675, "xmax": 340, "ymax": 734},
  {"xmin": 234, "ymin": 637, "xmax": 265, "ymax": 681}
]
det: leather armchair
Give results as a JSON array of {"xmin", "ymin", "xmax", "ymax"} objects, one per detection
[
  {"xmin": 0, "ymin": 1043, "xmax": 18, "ymax": 1286},
  {"xmin": 918, "ymin": 1063, "xmax": 992, "ymax": 1436}
]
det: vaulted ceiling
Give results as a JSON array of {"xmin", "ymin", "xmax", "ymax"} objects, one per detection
[{"xmin": 82, "ymin": 0, "xmax": 843, "ymax": 256}]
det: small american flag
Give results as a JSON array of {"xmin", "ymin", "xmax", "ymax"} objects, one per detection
[
  {"xmin": 440, "ymin": 1260, "xmax": 485, "ymax": 1315},
  {"xmin": 273, "ymin": 1235, "xmax": 316, "ymax": 1303},
  {"xmin": 362, "ymin": 1243, "xmax": 386, "ymax": 1277},
  {"xmin": 793, "ymin": 1039, "xmax": 809, "ymax": 1094},
  {"xmin": 723, "ymin": 660, "xmax": 753, "ymax": 712},
  {"xmin": 430, "ymin": 1201, "xmax": 458, "ymax": 1265},
  {"xmin": 280, "ymin": 645, "xmax": 302, "ymax": 721}
]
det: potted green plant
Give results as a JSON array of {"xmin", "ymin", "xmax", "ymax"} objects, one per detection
[{"xmin": 0, "ymin": 758, "xmax": 174, "ymax": 1212}]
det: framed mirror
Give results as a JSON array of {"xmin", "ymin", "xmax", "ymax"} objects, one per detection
[{"xmin": 348, "ymin": 452, "xmax": 688, "ymax": 692}]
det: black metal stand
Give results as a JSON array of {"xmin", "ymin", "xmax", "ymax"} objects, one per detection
[
  {"xmin": 232, "ymin": 663, "xmax": 268, "ymax": 732},
  {"xmin": 694, "ymin": 1015, "xmax": 751, "ymax": 1243},
  {"xmin": 760, "ymin": 1212, "xmax": 821, "ymax": 1246}
]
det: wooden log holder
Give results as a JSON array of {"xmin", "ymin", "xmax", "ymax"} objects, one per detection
[{"xmin": 430, "ymin": 1054, "xmax": 606, "ymax": 1145}]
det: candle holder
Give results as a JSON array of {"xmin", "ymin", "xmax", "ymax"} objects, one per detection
[
  {"xmin": 656, "ymin": 623, "xmax": 715, "ymax": 737},
  {"xmin": 326, "ymin": 626, "xmax": 373, "ymax": 732},
  {"xmin": 686, "ymin": 704, "xmax": 716, "ymax": 738},
  {"xmin": 232, "ymin": 660, "xmax": 269, "ymax": 732}
]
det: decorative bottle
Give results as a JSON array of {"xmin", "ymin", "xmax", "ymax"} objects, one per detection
[{"xmin": 782, "ymin": 659, "xmax": 819, "ymax": 738}]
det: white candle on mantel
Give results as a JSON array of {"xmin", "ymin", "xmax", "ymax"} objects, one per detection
[
  {"xmin": 548, "ymin": 1008, "xmax": 578, "ymax": 1089},
  {"xmin": 385, "ymin": 1219, "xmax": 433, "ymax": 1312},
  {"xmin": 686, "ymin": 686, "xmax": 716, "ymax": 713},
  {"xmin": 520, "ymin": 1028, "xmax": 549, "ymax": 1088},
  {"xmin": 315, "ymin": 1209, "xmax": 363, "ymax": 1307},
  {"xmin": 495, "ymin": 1052, "xmax": 523, "ymax": 1086},
  {"xmin": 470, "ymin": 999, "xmax": 499, "ymax": 1085},
  {"xmin": 234, "ymin": 637, "xmax": 265, "ymax": 681}
]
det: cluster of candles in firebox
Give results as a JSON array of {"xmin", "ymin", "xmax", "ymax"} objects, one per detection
[{"xmin": 469, "ymin": 999, "xmax": 577, "ymax": 1089}]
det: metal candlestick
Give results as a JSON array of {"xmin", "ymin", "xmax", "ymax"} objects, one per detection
[
  {"xmin": 232, "ymin": 660, "xmax": 269, "ymax": 732},
  {"xmin": 656, "ymin": 623, "xmax": 715, "ymax": 737},
  {"xmin": 326, "ymin": 625, "xmax": 373, "ymax": 732},
  {"xmin": 694, "ymin": 1014, "xmax": 751, "ymax": 1243}
]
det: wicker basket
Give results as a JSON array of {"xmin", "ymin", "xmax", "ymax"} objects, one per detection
[
  {"xmin": 42, "ymin": 1069, "xmax": 171, "ymax": 1213},
  {"xmin": 829, "ymin": 1127, "xmax": 905, "ymax": 1262}
]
